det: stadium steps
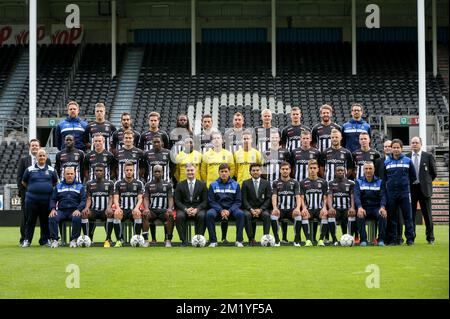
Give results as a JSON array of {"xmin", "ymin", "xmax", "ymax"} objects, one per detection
[
  {"xmin": 0, "ymin": 49, "xmax": 28, "ymax": 134},
  {"xmin": 109, "ymin": 47, "xmax": 144, "ymax": 127},
  {"xmin": 431, "ymin": 150, "xmax": 449, "ymax": 224},
  {"xmin": 437, "ymin": 44, "xmax": 448, "ymax": 99}
]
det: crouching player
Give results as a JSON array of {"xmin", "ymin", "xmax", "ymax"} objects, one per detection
[
  {"xmin": 327, "ymin": 166, "xmax": 356, "ymax": 239},
  {"xmin": 354, "ymin": 162, "xmax": 387, "ymax": 246},
  {"xmin": 113, "ymin": 162, "xmax": 145, "ymax": 247},
  {"xmin": 82, "ymin": 164, "xmax": 115, "ymax": 246},
  {"xmin": 300, "ymin": 160, "xmax": 330, "ymax": 246}
]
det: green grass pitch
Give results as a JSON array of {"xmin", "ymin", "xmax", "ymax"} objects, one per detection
[{"xmin": 0, "ymin": 225, "xmax": 448, "ymax": 299}]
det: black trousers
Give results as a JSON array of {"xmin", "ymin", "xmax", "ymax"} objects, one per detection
[
  {"xmin": 175, "ymin": 209, "xmax": 206, "ymax": 243},
  {"xmin": 411, "ymin": 184, "xmax": 434, "ymax": 242},
  {"xmin": 24, "ymin": 199, "xmax": 50, "ymax": 244},
  {"xmin": 243, "ymin": 209, "xmax": 271, "ymax": 240},
  {"xmin": 19, "ymin": 192, "xmax": 26, "ymax": 244}
]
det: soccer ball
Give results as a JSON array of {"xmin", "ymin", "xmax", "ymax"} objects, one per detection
[
  {"xmin": 340, "ymin": 234, "xmax": 355, "ymax": 247},
  {"xmin": 76, "ymin": 235, "xmax": 92, "ymax": 248},
  {"xmin": 130, "ymin": 235, "xmax": 145, "ymax": 247},
  {"xmin": 260, "ymin": 234, "xmax": 276, "ymax": 247},
  {"xmin": 191, "ymin": 235, "xmax": 206, "ymax": 247}
]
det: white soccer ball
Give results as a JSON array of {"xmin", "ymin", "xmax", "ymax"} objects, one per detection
[
  {"xmin": 260, "ymin": 234, "xmax": 276, "ymax": 247},
  {"xmin": 130, "ymin": 235, "xmax": 145, "ymax": 247},
  {"xmin": 340, "ymin": 234, "xmax": 354, "ymax": 247},
  {"xmin": 191, "ymin": 235, "xmax": 206, "ymax": 247},
  {"xmin": 76, "ymin": 235, "xmax": 92, "ymax": 248}
]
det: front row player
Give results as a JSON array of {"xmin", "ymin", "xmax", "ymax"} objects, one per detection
[
  {"xmin": 112, "ymin": 162, "xmax": 145, "ymax": 247},
  {"xmin": 271, "ymin": 162, "xmax": 312, "ymax": 247},
  {"xmin": 354, "ymin": 162, "xmax": 387, "ymax": 246},
  {"xmin": 82, "ymin": 164, "xmax": 115, "ymax": 246}
]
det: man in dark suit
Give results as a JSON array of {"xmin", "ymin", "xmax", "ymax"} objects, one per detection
[
  {"xmin": 241, "ymin": 163, "xmax": 272, "ymax": 246},
  {"xmin": 408, "ymin": 136, "xmax": 437, "ymax": 244},
  {"xmin": 174, "ymin": 163, "xmax": 208, "ymax": 246},
  {"xmin": 16, "ymin": 139, "xmax": 52, "ymax": 245}
]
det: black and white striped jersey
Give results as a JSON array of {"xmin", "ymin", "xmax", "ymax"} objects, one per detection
[
  {"xmin": 84, "ymin": 149, "xmax": 116, "ymax": 181},
  {"xmin": 223, "ymin": 128, "xmax": 248, "ymax": 153},
  {"xmin": 281, "ymin": 124, "xmax": 311, "ymax": 152},
  {"xmin": 290, "ymin": 147, "xmax": 321, "ymax": 182},
  {"xmin": 352, "ymin": 148, "xmax": 381, "ymax": 180},
  {"xmin": 311, "ymin": 122, "xmax": 342, "ymax": 152},
  {"xmin": 84, "ymin": 121, "xmax": 117, "ymax": 152},
  {"xmin": 262, "ymin": 148, "xmax": 291, "ymax": 184},
  {"xmin": 139, "ymin": 129, "xmax": 170, "ymax": 152},
  {"xmin": 194, "ymin": 129, "xmax": 218, "ymax": 154},
  {"xmin": 254, "ymin": 126, "xmax": 282, "ymax": 154},
  {"xmin": 327, "ymin": 178, "xmax": 355, "ymax": 210},
  {"xmin": 115, "ymin": 147, "xmax": 144, "ymax": 181},
  {"xmin": 114, "ymin": 178, "xmax": 144, "ymax": 210},
  {"xmin": 145, "ymin": 180, "xmax": 173, "ymax": 210},
  {"xmin": 111, "ymin": 128, "xmax": 141, "ymax": 151},
  {"xmin": 86, "ymin": 179, "xmax": 114, "ymax": 211},
  {"xmin": 300, "ymin": 177, "xmax": 327, "ymax": 210},
  {"xmin": 321, "ymin": 147, "xmax": 354, "ymax": 182},
  {"xmin": 55, "ymin": 148, "xmax": 85, "ymax": 183},
  {"xmin": 144, "ymin": 148, "xmax": 171, "ymax": 183},
  {"xmin": 168, "ymin": 128, "xmax": 192, "ymax": 158},
  {"xmin": 272, "ymin": 178, "xmax": 300, "ymax": 211}
]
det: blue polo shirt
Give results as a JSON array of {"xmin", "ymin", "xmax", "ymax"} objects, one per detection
[{"xmin": 22, "ymin": 164, "xmax": 58, "ymax": 202}]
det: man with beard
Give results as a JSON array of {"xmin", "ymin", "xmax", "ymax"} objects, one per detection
[
  {"xmin": 111, "ymin": 112, "xmax": 141, "ymax": 154},
  {"xmin": 311, "ymin": 104, "xmax": 342, "ymax": 153},
  {"xmin": 55, "ymin": 135, "xmax": 85, "ymax": 183}
]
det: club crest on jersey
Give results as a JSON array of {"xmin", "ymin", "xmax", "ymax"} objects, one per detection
[
  {"xmin": 346, "ymin": 186, "xmax": 349, "ymax": 192},
  {"xmin": 341, "ymin": 154, "xmax": 345, "ymax": 159},
  {"xmin": 45, "ymin": 171, "xmax": 49, "ymax": 175},
  {"xmin": 74, "ymin": 154, "xmax": 79, "ymax": 161},
  {"xmin": 104, "ymin": 156, "xmax": 108, "ymax": 162},
  {"xmin": 370, "ymin": 155, "xmax": 374, "ymax": 160},
  {"xmin": 318, "ymin": 182, "xmax": 322, "ymax": 188},
  {"xmin": 163, "ymin": 186, "xmax": 166, "ymax": 192},
  {"xmin": 133, "ymin": 186, "xmax": 137, "ymax": 191},
  {"xmin": 105, "ymin": 185, "xmax": 108, "ymax": 191},
  {"xmin": 310, "ymin": 154, "xmax": 314, "ymax": 159}
]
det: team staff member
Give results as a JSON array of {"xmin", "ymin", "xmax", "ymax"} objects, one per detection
[
  {"xmin": 55, "ymin": 134, "xmax": 85, "ymax": 183},
  {"xmin": 311, "ymin": 104, "xmax": 341, "ymax": 152},
  {"xmin": 83, "ymin": 102, "xmax": 117, "ymax": 151},
  {"xmin": 234, "ymin": 130, "xmax": 262, "ymax": 186},
  {"xmin": 408, "ymin": 136, "xmax": 437, "ymax": 244},
  {"xmin": 341, "ymin": 103, "xmax": 371, "ymax": 153},
  {"xmin": 300, "ymin": 160, "xmax": 329, "ymax": 246},
  {"xmin": 48, "ymin": 167, "xmax": 86, "ymax": 248},
  {"xmin": 143, "ymin": 165, "xmax": 175, "ymax": 247},
  {"xmin": 206, "ymin": 164, "xmax": 245, "ymax": 247},
  {"xmin": 375, "ymin": 140, "xmax": 392, "ymax": 179},
  {"xmin": 327, "ymin": 166, "xmax": 356, "ymax": 237},
  {"xmin": 17, "ymin": 138, "xmax": 51, "ymax": 246},
  {"xmin": 354, "ymin": 162, "xmax": 388, "ymax": 246},
  {"xmin": 55, "ymin": 100, "xmax": 88, "ymax": 151},
  {"xmin": 21, "ymin": 149, "xmax": 58, "ymax": 247},
  {"xmin": 113, "ymin": 162, "xmax": 145, "ymax": 247},
  {"xmin": 82, "ymin": 164, "xmax": 115, "ymax": 246},
  {"xmin": 83, "ymin": 133, "xmax": 116, "ymax": 181},
  {"xmin": 174, "ymin": 164, "xmax": 208, "ymax": 246},
  {"xmin": 383, "ymin": 139, "xmax": 416, "ymax": 246},
  {"xmin": 111, "ymin": 112, "xmax": 141, "ymax": 154},
  {"xmin": 241, "ymin": 164, "xmax": 272, "ymax": 246}
]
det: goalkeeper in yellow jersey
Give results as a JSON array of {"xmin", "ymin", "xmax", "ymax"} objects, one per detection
[
  {"xmin": 234, "ymin": 130, "xmax": 262, "ymax": 186},
  {"xmin": 201, "ymin": 132, "xmax": 235, "ymax": 187},
  {"xmin": 174, "ymin": 137, "xmax": 202, "ymax": 182}
]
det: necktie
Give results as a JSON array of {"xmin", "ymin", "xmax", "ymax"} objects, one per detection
[
  {"xmin": 414, "ymin": 153, "xmax": 420, "ymax": 181},
  {"xmin": 254, "ymin": 180, "xmax": 259, "ymax": 195},
  {"xmin": 189, "ymin": 181, "xmax": 194, "ymax": 201},
  {"xmin": 32, "ymin": 156, "xmax": 36, "ymax": 166}
]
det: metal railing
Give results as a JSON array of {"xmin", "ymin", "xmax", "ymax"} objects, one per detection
[{"xmin": 0, "ymin": 117, "xmax": 28, "ymax": 137}]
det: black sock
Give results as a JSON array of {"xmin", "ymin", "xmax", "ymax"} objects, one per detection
[
  {"xmin": 142, "ymin": 232, "xmax": 149, "ymax": 240},
  {"xmin": 328, "ymin": 220, "xmax": 337, "ymax": 242},
  {"xmin": 89, "ymin": 222, "xmax": 95, "ymax": 240},
  {"xmin": 312, "ymin": 222, "xmax": 319, "ymax": 242},
  {"xmin": 134, "ymin": 219, "xmax": 142, "ymax": 236},
  {"xmin": 113, "ymin": 219, "xmax": 122, "ymax": 241},
  {"xmin": 221, "ymin": 220, "xmax": 228, "ymax": 240},
  {"xmin": 281, "ymin": 221, "xmax": 288, "ymax": 241},
  {"xmin": 302, "ymin": 222, "xmax": 310, "ymax": 241},
  {"xmin": 81, "ymin": 219, "xmax": 89, "ymax": 236},
  {"xmin": 319, "ymin": 222, "xmax": 328, "ymax": 240},
  {"xmin": 294, "ymin": 219, "xmax": 302, "ymax": 242},
  {"xmin": 150, "ymin": 223, "xmax": 156, "ymax": 241},
  {"xmin": 106, "ymin": 219, "xmax": 114, "ymax": 240},
  {"xmin": 271, "ymin": 219, "xmax": 280, "ymax": 242}
]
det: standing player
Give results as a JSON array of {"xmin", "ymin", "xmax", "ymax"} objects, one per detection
[
  {"xmin": 82, "ymin": 164, "xmax": 115, "ymax": 246},
  {"xmin": 281, "ymin": 106, "xmax": 310, "ymax": 152},
  {"xmin": 375, "ymin": 140, "xmax": 392, "ymax": 179},
  {"xmin": 174, "ymin": 137, "xmax": 202, "ymax": 182},
  {"xmin": 311, "ymin": 104, "xmax": 341, "ymax": 153},
  {"xmin": 83, "ymin": 102, "xmax": 117, "ymax": 151},
  {"xmin": 320, "ymin": 129, "xmax": 354, "ymax": 182},
  {"xmin": 169, "ymin": 114, "xmax": 193, "ymax": 158},
  {"xmin": 352, "ymin": 132, "xmax": 380, "ymax": 180},
  {"xmin": 144, "ymin": 135, "xmax": 172, "ymax": 183},
  {"xmin": 195, "ymin": 114, "xmax": 219, "ymax": 154},
  {"xmin": 290, "ymin": 131, "xmax": 321, "ymax": 183},
  {"xmin": 55, "ymin": 101, "xmax": 87, "ymax": 151},
  {"xmin": 271, "ymin": 162, "xmax": 310, "ymax": 246},
  {"xmin": 234, "ymin": 130, "xmax": 262, "ymax": 186},
  {"xmin": 143, "ymin": 165, "xmax": 175, "ymax": 247},
  {"xmin": 112, "ymin": 162, "xmax": 145, "ymax": 247},
  {"xmin": 83, "ymin": 133, "xmax": 117, "ymax": 181},
  {"xmin": 341, "ymin": 103, "xmax": 371, "ymax": 153},
  {"xmin": 255, "ymin": 109, "xmax": 281, "ymax": 154},
  {"xmin": 261, "ymin": 130, "xmax": 290, "ymax": 185},
  {"xmin": 327, "ymin": 166, "xmax": 356, "ymax": 239},
  {"xmin": 55, "ymin": 134, "xmax": 85, "ymax": 183},
  {"xmin": 224, "ymin": 112, "xmax": 247, "ymax": 153},
  {"xmin": 110, "ymin": 112, "xmax": 141, "ymax": 155},
  {"xmin": 116, "ymin": 130, "xmax": 145, "ymax": 181},
  {"xmin": 139, "ymin": 112, "xmax": 170, "ymax": 152},
  {"xmin": 300, "ymin": 160, "xmax": 330, "ymax": 246}
]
